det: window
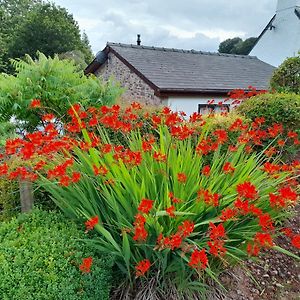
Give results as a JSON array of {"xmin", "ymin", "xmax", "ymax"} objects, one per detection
[{"xmin": 198, "ymin": 104, "xmax": 230, "ymax": 115}]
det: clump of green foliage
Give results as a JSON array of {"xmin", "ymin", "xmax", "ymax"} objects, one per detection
[
  {"xmin": 270, "ymin": 53, "xmax": 300, "ymax": 94},
  {"xmin": 0, "ymin": 52, "xmax": 122, "ymax": 132},
  {"xmin": 237, "ymin": 93, "xmax": 300, "ymax": 130},
  {"xmin": 0, "ymin": 209, "xmax": 114, "ymax": 300}
]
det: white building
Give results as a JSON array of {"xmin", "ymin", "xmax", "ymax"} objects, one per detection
[
  {"xmin": 250, "ymin": 0, "xmax": 300, "ymax": 67},
  {"xmin": 85, "ymin": 42, "xmax": 274, "ymax": 116}
]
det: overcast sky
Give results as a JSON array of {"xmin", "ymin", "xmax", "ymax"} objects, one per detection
[{"xmin": 53, "ymin": 0, "xmax": 277, "ymax": 54}]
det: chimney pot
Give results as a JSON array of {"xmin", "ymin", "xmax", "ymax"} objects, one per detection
[{"xmin": 137, "ymin": 34, "xmax": 141, "ymax": 46}]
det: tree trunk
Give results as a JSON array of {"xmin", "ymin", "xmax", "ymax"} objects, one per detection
[{"xmin": 20, "ymin": 180, "xmax": 34, "ymax": 212}]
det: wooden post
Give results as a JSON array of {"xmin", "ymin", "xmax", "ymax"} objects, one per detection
[{"xmin": 20, "ymin": 180, "xmax": 34, "ymax": 212}]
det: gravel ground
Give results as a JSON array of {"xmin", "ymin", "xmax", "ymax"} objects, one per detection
[{"xmin": 219, "ymin": 206, "xmax": 300, "ymax": 300}]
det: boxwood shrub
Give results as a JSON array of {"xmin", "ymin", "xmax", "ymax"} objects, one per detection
[
  {"xmin": 237, "ymin": 93, "xmax": 300, "ymax": 130},
  {"xmin": 0, "ymin": 209, "xmax": 114, "ymax": 300}
]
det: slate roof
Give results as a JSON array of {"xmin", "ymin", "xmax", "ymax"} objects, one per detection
[{"xmin": 86, "ymin": 42, "xmax": 275, "ymax": 95}]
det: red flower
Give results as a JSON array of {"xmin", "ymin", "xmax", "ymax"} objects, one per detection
[
  {"xmin": 59, "ymin": 175, "xmax": 71, "ymax": 187},
  {"xmin": 177, "ymin": 173, "xmax": 187, "ymax": 183},
  {"xmin": 209, "ymin": 222, "xmax": 226, "ymax": 240},
  {"xmin": 258, "ymin": 213, "xmax": 274, "ymax": 231},
  {"xmin": 213, "ymin": 129, "xmax": 228, "ymax": 144},
  {"xmin": 153, "ymin": 152, "xmax": 166, "ymax": 162},
  {"xmin": 71, "ymin": 172, "xmax": 81, "ymax": 183},
  {"xmin": 254, "ymin": 232, "xmax": 274, "ymax": 247},
  {"xmin": 263, "ymin": 162, "xmax": 280, "ymax": 174},
  {"xmin": 207, "ymin": 239, "xmax": 227, "ymax": 256},
  {"xmin": 188, "ymin": 249, "xmax": 208, "ymax": 270},
  {"xmin": 79, "ymin": 257, "xmax": 93, "ymax": 273},
  {"xmin": 178, "ymin": 220, "xmax": 195, "ymax": 238},
  {"xmin": 85, "ymin": 216, "xmax": 99, "ymax": 231},
  {"xmin": 0, "ymin": 163, "xmax": 8, "ymax": 176},
  {"xmin": 220, "ymin": 208, "xmax": 237, "ymax": 221},
  {"xmin": 237, "ymin": 181, "xmax": 258, "ymax": 199},
  {"xmin": 166, "ymin": 205, "xmax": 176, "ymax": 217},
  {"xmin": 30, "ymin": 99, "xmax": 41, "ymax": 108},
  {"xmin": 291, "ymin": 235, "xmax": 300, "ymax": 249},
  {"xmin": 223, "ymin": 162, "xmax": 235, "ymax": 174},
  {"xmin": 138, "ymin": 198, "xmax": 154, "ymax": 214},
  {"xmin": 279, "ymin": 186, "xmax": 297, "ymax": 202},
  {"xmin": 202, "ymin": 165, "xmax": 211, "ymax": 176},
  {"xmin": 133, "ymin": 214, "xmax": 148, "ymax": 241},
  {"xmin": 93, "ymin": 165, "xmax": 108, "ymax": 176},
  {"xmin": 247, "ymin": 243, "xmax": 260, "ymax": 256},
  {"xmin": 42, "ymin": 114, "xmax": 55, "ymax": 122},
  {"xmin": 135, "ymin": 259, "xmax": 151, "ymax": 277}
]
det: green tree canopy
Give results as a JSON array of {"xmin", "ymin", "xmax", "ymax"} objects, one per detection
[
  {"xmin": 0, "ymin": 0, "xmax": 93, "ymax": 73},
  {"xmin": 218, "ymin": 37, "xmax": 257, "ymax": 55},
  {"xmin": 270, "ymin": 53, "xmax": 300, "ymax": 94}
]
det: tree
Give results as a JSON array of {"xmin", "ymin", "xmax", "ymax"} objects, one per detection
[
  {"xmin": 219, "ymin": 37, "xmax": 257, "ymax": 55},
  {"xmin": 270, "ymin": 53, "xmax": 300, "ymax": 94},
  {"xmin": 0, "ymin": 1, "xmax": 93, "ymax": 73}
]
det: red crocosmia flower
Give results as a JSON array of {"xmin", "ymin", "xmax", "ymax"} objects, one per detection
[
  {"xmin": 178, "ymin": 220, "xmax": 195, "ymax": 238},
  {"xmin": 177, "ymin": 173, "xmax": 187, "ymax": 183},
  {"xmin": 93, "ymin": 165, "xmax": 108, "ymax": 176},
  {"xmin": 197, "ymin": 189, "xmax": 220, "ymax": 207},
  {"xmin": 279, "ymin": 186, "xmax": 297, "ymax": 202},
  {"xmin": 30, "ymin": 99, "xmax": 41, "ymax": 108},
  {"xmin": 277, "ymin": 139, "xmax": 285, "ymax": 147},
  {"xmin": 153, "ymin": 152, "xmax": 167, "ymax": 162},
  {"xmin": 166, "ymin": 205, "xmax": 176, "ymax": 217},
  {"xmin": 0, "ymin": 163, "xmax": 9, "ymax": 176},
  {"xmin": 258, "ymin": 213, "xmax": 274, "ymax": 231},
  {"xmin": 263, "ymin": 162, "xmax": 280, "ymax": 174},
  {"xmin": 213, "ymin": 129, "xmax": 228, "ymax": 144},
  {"xmin": 102, "ymin": 144, "xmax": 112, "ymax": 153},
  {"xmin": 88, "ymin": 117, "xmax": 98, "ymax": 127},
  {"xmin": 254, "ymin": 232, "xmax": 274, "ymax": 247},
  {"xmin": 135, "ymin": 259, "xmax": 151, "ymax": 277},
  {"xmin": 202, "ymin": 165, "xmax": 211, "ymax": 176},
  {"xmin": 291, "ymin": 235, "xmax": 300, "ymax": 249},
  {"xmin": 131, "ymin": 102, "xmax": 142, "ymax": 110},
  {"xmin": 85, "ymin": 216, "xmax": 99, "ymax": 231},
  {"xmin": 133, "ymin": 214, "xmax": 148, "ymax": 241},
  {"xmin": 59, "ymin": 175, "xmax": 71, "ymax": 187},
  {"xmin": 34, "ymin": 160, "xmax": 46, "ymax": 171},
  {"xmin": 229, "ymin": 145, "xmax": 238, "ymax": 152},
  {"xmin": 281, "ymin": 227, "xmax": 293, "ymax": 237},
  {"xmin": 264, "ymin": 147, "xmax": 277, "ymax": 157},
  {"xmin": 209, "ymin": 222, "xmax": 226, "ymax": 240},
  {"xmin": 223, "ymin": 162, "xmax": 235, "ymax": 174},
  {"xmin": 220, "ymin": 208, "xmax": 237, "ymax": 221},
  {"xmin": 269, "ymin": 193, "xmax": 285, "ymax": 208},
  {"xmin": 42, "ymin": 114, "xmax": 55, "ymax": 122},
  {"xmin": 79, "ymin": 257, "xmax": 93, "ymax": 273},
  {"xmin": 247, "ymin": 243, "xmax": 260, "ymax": 256},
  {"xmin": 288, "ymin": 131, "xmax": 298, "ymax": 139},
  {"xmin": 207, "ymin": 239, "xmax": 227, "ymax": 256},
  {"xmin": 188, "ymin": 249, "xmax": 208, "ymax": 270},
  {"xmin": 142, "ymin": 141, "xmax": 153, "ymax": 152},
  {"xmin": 237, "ymin": 181, "xmax": 258, "ymax": 200},
  {"xmin": 234, "ymin": 198, "xmax": 250, "ymax": 214},
  {"xmin": 71, "ymin": 172, "xmax": 81, "ymax": 183},
  {"xmin": 138, "ymin": 198, "xmax": 154, "ymax": 214}
]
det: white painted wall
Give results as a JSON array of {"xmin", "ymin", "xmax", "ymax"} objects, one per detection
[
  {"xmin": 250, "ymin": 0, "xmax": 300, "ymax": 67},
  {"xmin": 167, "ymin": 96, "xmax": 233, "ymax": 117}
]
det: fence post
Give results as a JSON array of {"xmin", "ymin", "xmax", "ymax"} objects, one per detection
[{"xmin": 20, "ymin": 180, "xmax": 34, "ymax": 212}]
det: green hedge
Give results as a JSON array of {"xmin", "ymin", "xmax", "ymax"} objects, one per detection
[
  {"xmin": 237, "ymin": 93, "xmax": 300, "ymax": 130},
  {"xmin": 0, "ymin": 178, "xmax": 19, "ymax": 221},
  {"xmin": 0, "ymin": 209, "xmax": 114, "ymax": 300}
]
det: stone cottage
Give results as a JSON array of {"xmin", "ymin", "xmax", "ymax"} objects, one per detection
[{"xmin": 85, "ymin": 42, "xmax": 274, "ymax": 116}]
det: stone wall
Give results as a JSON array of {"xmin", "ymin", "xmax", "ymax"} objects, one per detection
[{"xmin": 96, "ymin": 52, "xmax": 162, "ymax": 105}]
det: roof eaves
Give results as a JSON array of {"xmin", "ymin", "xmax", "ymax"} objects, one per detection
[{"xmin": 250, "ymin": 14, "xmax": 276, "ymax": 52}]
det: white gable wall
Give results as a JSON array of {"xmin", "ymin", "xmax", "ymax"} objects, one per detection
[
  {"xmin": 167, "ymin": 96, "xmax": 233, "ymax": 117},
  {"xmin": 250, "ymin": 0, "xmax": 300, "ymax": 66}
]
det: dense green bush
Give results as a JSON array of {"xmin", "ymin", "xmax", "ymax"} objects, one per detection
[
  {"xmin": 0, "ymin": 178, "xmax": 19, "ymax": 221},
  {"xmin": 270, "ymin": 53, "xmax": 300, "ymax": 94},
  {"xmin": 0, "ymin": 209, "xmax": 114, "ymax": 300},
  {"xmin": 237, "ymin": 93, "xmax": 300, "ymax": 130}
]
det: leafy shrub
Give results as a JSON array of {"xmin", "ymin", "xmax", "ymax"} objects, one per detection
[
  {"xmin": 0, "ymin": 209, "xmax": 113, "ymax": 300},
  {"xmin": 0, "ymin": 52, "xmax": 123, "ymax": 131},
  {"xmin": 2, "ymin": 103, "xmax": 300, "ymax": 298},
  {"xmin": 270, "ymin": 53, "xmax": 300, "ymax": 94},
  {"xmin": 0, "ymin": 178, "xmax": 19, "ymax": 221},
  {"xmin": 237, "ymin": 93, "xmax": 300, "ymax": 131}
]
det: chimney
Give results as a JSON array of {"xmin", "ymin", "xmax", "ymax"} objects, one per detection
[
  {"xmin": 276, "ymin": 0, "xmax": 300, "ymax": 12},
  {"xmin": 137, "ymin": 34, "xmax": 141, "ymax": 46}
]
